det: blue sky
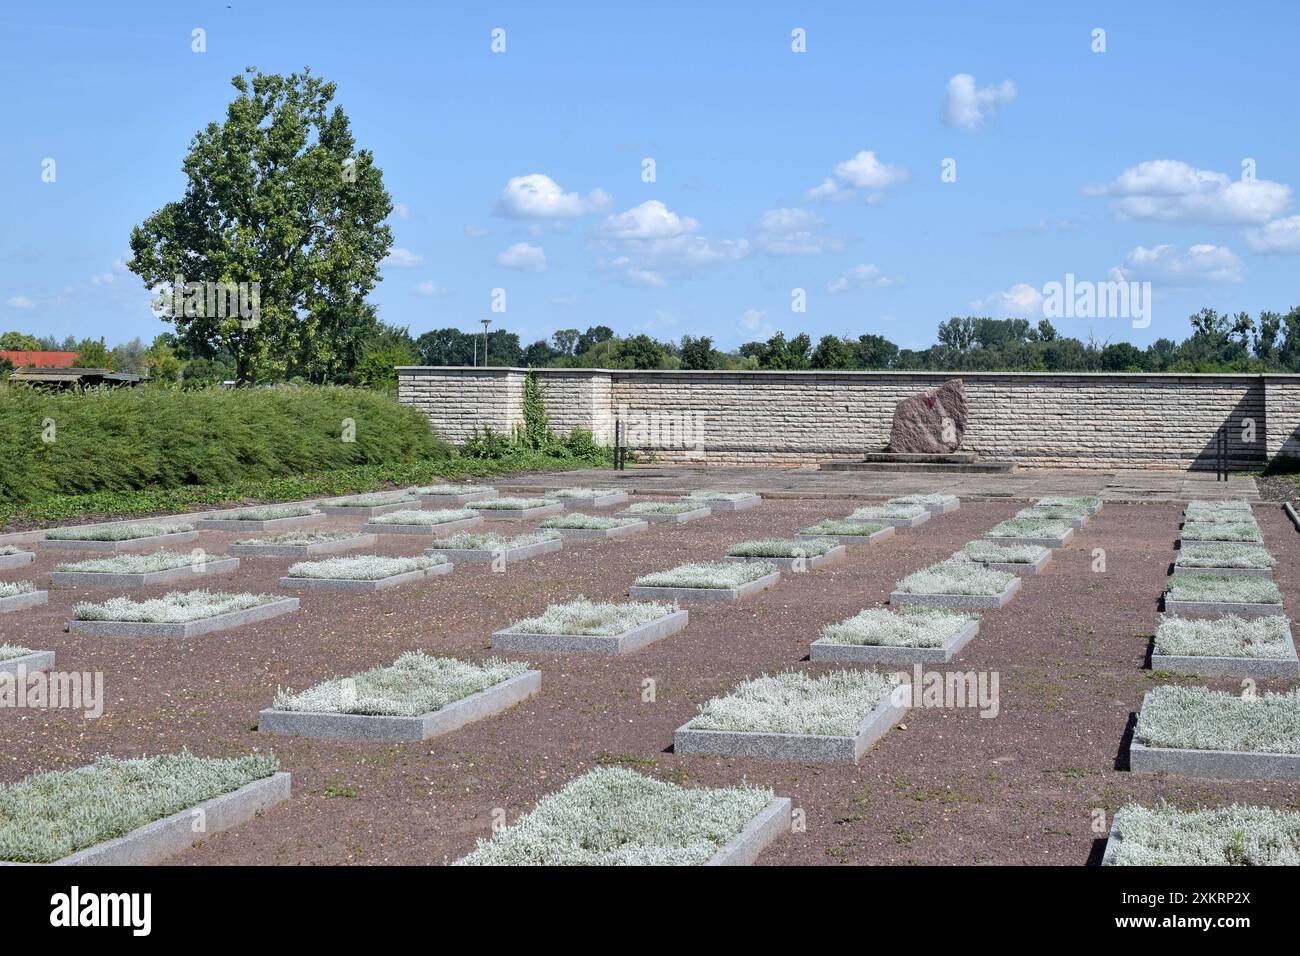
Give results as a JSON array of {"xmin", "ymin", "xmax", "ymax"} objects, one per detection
[{"xmin": 3, "ymin": 1, "xmax": 1299, "ymax": 352}]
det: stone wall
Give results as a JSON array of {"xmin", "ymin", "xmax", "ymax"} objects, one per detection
[{"xmin": 398, "ymin": 366, "xmax": 1300, "ymax": 470}]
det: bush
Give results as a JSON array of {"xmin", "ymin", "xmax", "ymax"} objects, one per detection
[{"xmin": 0, "ymin": 384, "xmax": 447, "ymax": 508}]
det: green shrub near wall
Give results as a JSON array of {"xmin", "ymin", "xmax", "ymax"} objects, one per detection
[{"xmin": 0, "ymin": 385, "xmax": 448, "ymax": 508}]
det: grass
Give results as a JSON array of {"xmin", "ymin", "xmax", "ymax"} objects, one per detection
[
  {"xmin": 634, "ymin": 560, "xmax": 777, "ymax": 589},
  {"xmin": 1165, "ymin": 573, "xmax": 1282, "ymax": 605},
  {"xmin": 72, "ymin": 589, "xmax": 281, "ymax": 623},
  {"xmin": 1136, "ymin": 685, "xmax": 1300, "ymax": 753},
  {"xmin": 54, "ymin": 550, "xmax": 220, "ymax": 574},
  {"xmin": 1108, "ymin": 803, "xmax": 1300, "ymax": 866},
  {"xmin": 426, "ymin": 530, "xmax": 561, "ymax": 550},
  {"xmin": 551, "ymin": 487, "xmax": 620, "ymax": 498},
  {"xmin": 272, "ymin": 651, "xmax": 526, "ymax": 717},
  {"xmin": 687, "ymin": 669, "xmax": 899, "ymax": 736},
  {"xmin": 0, "ymin": 581, "xmax": 35, "ymax": 598},
  {"xmin": 368, "ymin": 508, "xmax": 478, "ymax": 526},
  {"xmin": 799, "ymin": 519, "xmax": 890, "ymax": 537},
  {"xmin": 541, "ymin": 512, "xmax": 641, "ymax": 530},
  {"xmin": 1154, "ymin": 615, "xmax": 1294, "ymax": 659},
  {"xmin": 3, "ymin": 449, "xmax": 606, "ymax": 532},
  {"xmin": 45, "ymin": 522, "xmax": 193, "ymax": 541},
  {"xmin": 820, "ymin": 606, "xmax": 975, "ymax": 648},
  {"xmin": 1174, "ymin": 542, "xmax": 1275, "ymax": 569},
  {"xmin": 455, "ymin": 767, "xmax": 773, "ymax": 866},
  {"xmin": 1037, "ymin": 495, "xmax": 1101, "ymax": 509},
  {"xmin": 847, "ymin": 503, "xmax": 926, "ymax": 520},
  {"xmin": 412, "ymin": 483, "xmax": 494, "ymax": 495},
  {"xmin": 958, "ymin": 540, "xmax": 1049, "ymax": 564},
  {"xmin": 219, "ymin": 505, "xmax": 318, "ymax": 520},
  {"xmin": 682, "ymin": 490, "xmax": 759, "ymax": 501},
  {"xmin": 623, "ymin": 501, "xmax": 701, "ymax": 515},
  {"xmin": 895, "ymin": 559, "xmax": 1015, "ymax": 596},
  {"xmin": 727, "ymin": 538, "xmax": 838, "ymax": 558},
  {"xmin": 328, "ymin": 492, "xmax": 418, "ymax": 508},
  {"xmin": 0, "ymin": 750, "xmax": 280, "ymax": 864},
  {"xmin": 0, "ymin": 644, "xmax": 33, "ymax": 661},
  {"xmin": 234, "ymin": 530, "xmax": 369, "ymax": 546},
  {"xmin": 472, "ymin": 496, "xmax": 559, "ymax": 510},
  {"xmin": 503, "ymin": 597, "xmax": 677, "ymax": 636},
  {"xmin": 285, "ymin": 554, "xmax": 447, "ymax": 580},
  {"xmin": 1180, "ymin": 520, "xmax": 1263, "ymax": 543},
  {"xmin": 986, "ymin": 517, "xmax": 1072, "ymax": 539}
]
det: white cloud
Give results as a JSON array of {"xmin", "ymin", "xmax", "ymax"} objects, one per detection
[
  {"xmin": 599, "ymin": 200, "xmax": 697, "ymax": 239},
  {"xmin": 89, "ymin": 272, "xmax": 115, "ymax": 286},
  {"xmin": 970, "ymin": 283, "xmax": 1045, "ymax": 317},
  {"xmin": 942, "ymin": 74, "xmax": 1017, "ymax": 130},
  {"xmin": 1115, "ymin": 243, "xmax": 1245, "ymax": 285},
  {"xmin": 600, "ymin": 256, "xmax": 665, "ymax": 287},
  {"xmin": 827, "ymin": 263, "xmax": 903, "ymax": 293},
  {"xmin": 464, "ymin": 225, "xmax": 489, "ymax": 238},
  {"xmin": 805, "ymin": 150, "xmax": 908, "ymax": 203},
  {"xmin": 393, "ymin": 203, "xmax": 411, "ymax": 220},
  {"xmin": 496, "ymin": 242, "xmax": 548, "ymax": 272},
  {"xmin": 1246, "ymin": 215, "xmax": 1300, "ymax": 254},
  {"xmin": 415, "ymin": 280, "xmax": 449, "ymax": 296},
  {"xmin": 1085, "ymin": 160, "xmax": 1291, "ymax": 225},
  {"xmin": 754, "ymin": 208, "xmax": 844, "ymax": 256},
  {"xmin": 6, "ymin": 295, "xmax": 34, "ymax": 308},
  {"xmin": 382, "ymin": 247, "xmax": 424, "ymax": 267},
  {"xmin": 739, "ymin": 308, "xmax": 775, "ymax": 340},
  {"xmin": 493, "ymin": 173, "xmax": 611, "ymax": 219}
]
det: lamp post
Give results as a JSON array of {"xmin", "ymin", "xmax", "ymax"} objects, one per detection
[{"xmin": 480, "ymin": 319, "xmax": 492, "ymax": 367}]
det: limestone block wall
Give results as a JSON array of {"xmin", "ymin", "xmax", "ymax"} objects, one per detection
[{"xmin": 397, "ymin": 366, "xmax": 1300, "ymax": 470}]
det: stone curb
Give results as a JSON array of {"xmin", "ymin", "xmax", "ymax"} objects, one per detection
[
  {"xmin": 614, "ymin": 507, "xmax": 712, "ymax": 524},
  {"xmin": 797, "ymin": 526, "xmax": 896, "ymax": 546},
  {"xmin": 1129, "ymin": 740, "xmax": 1300, "ymax": 780},
  {"xmin": 674, "ymin": 692, "xmax": 907, "ymax": 763},
  {"xmin": 417, "ymin": 490, "xmax": 498, "ymax": 505},
  {"xmin": 0, "ymin": 552, "xmax": 34, "ymax": 571},
  {"xmin": 0, "ymin": 772, "xmax": 292, "ymax": 866},
  {"xmin": 230, "ymin": 534, "xmax": 378, "ymax": 558},
  {"xmin": 629, "ymin": 570, "xmax": 781, "ymax": 603},
  {"xmin": 427, "ymin": 538, "xmax": 562, "ymax": 564},
  {"xmin": 39, "ymin": 531, "xmax": 200, "ymax": 553},
  {"xmin": 552, "ymin": 492, "xmax": 629, "ymax": 508},
  {"xmin": 317, "ymin": 501, "xmax": 418, "ymax": 517},
  {"xmin": 51, "ymin": 557, "xmax": 241, "ymax": 589},
  {"xmin": 258, "ymin": 670, "xmax": 540, "ymax": 742},
  {"xmin": 1172, "ymin": 565, "xmax": 1272, "ymax": 578},
  {"xmin": 724, "ymin": 545, "xmax": 846, "ymax": 571},
  {"xmin": 0, "ymin": 590, "xmax": 49, "ymax": 614},
  {"xmin": 363, "ymin": 516, "xmax": 483, "ymax": 536},
  {"xmin": 890, "ymin": 575, "xmax": 1021, "ymax": 609},
  {"xmin": 492, "ymin": 609, "xmax": 689, "ymax": 655},
  {"xmin": 548, "ymin": 521, "xmax": 648, "ymax": 540},
  {"xmin": 810, "ymin": 619, "xmax": 979, "ymax": 665},
  {"xmin": 195, "ymin": 514, "xmax": 324, "ymax": 532},
  {"xmin": 1162, "ymin": 598, "xmax": 1283, "ymax": 618},
  {"xmin": 985, "ymin": 528, "xmax": 1074, "ymax": 549},
  {"xmin": 1099, "ymin": 815, "xmax": 1122, "ymax": 866},
  {"xmin": 705, "ymin": 797, "xmax": 791, "ymax": 865},
  {"xmin": 680, "ymin": 496, "xmax": 761, "ymax": 512},
  {"xmin": 279, "ymin": 563, "xmax": 453, "ymax": 591},
  {"xmin": 0, "ymin": 650, "xmax": 56, "ymax": 677},
  {"xmin": 68, "ymin": 597, "xmax": 300, "ymax": 638},
  {"xmin": 850, "ymin": 511, "xmax": 931, "ymax": 528},
  {"xmin": 471, "ymin": 503, "xmax": 565, "ymax": 522},
  {"xmin": 1150, "ymin": 650, "xmax": 1300, "ymax": 679}
]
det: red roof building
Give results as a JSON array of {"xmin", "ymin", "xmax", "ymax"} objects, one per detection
[{"xmin": 0, "ymin": 350, "xmax": 79, "ymax": 368}]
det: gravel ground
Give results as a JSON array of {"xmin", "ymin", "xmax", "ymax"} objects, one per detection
[{"xmin": 2, "ymin": 495, "xmax": 1297, "ymax": 866}]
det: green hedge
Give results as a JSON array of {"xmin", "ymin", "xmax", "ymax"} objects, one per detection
[{"xmin": 0, "ymin": 385, "xmax": 448, "ymax": 508}]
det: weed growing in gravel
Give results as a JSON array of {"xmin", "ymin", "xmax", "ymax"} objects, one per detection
[
  {"xmin": 72, "ymin": 589, "xmax": 279, "ymax": 623},
  {"xmin": 504, "ymin": 597, "xmax": 678, "ymax": 636},
  {"xmin": 820, "ymin": 607, "xmax": 975, "ymax": 648},
  {"xmin": 1136, "ymin": 686, "xmax": 1300, "ymax": 753},
  {"xmin": 0, "ymin": 751, "xmax": 280, "ymax": 864},
  {"xmin": 727, "ymin": 538, "xmax": 837, "ymax": 558},
  {"xmin": 1155, "ymin": 615, "xmax": 1294, "ymax": 659},
  {"xmin": 957, "ymin": 540, "xmax": 1049, "ymax": 564},
  {"xmin": 799, "ymin": 519, "xmax": 889, "ymax": 537},
  {"xmin": 286, "ymin": 554, "xmax": 447, "ymax": 580},
  {"xmin": 541, "ymin": 513, "xmax": 641, "ymax": 530},
  {"xmin": 1165, "ymin": 574, "xmax": 1282, "ymax": 605},
  {"xmin": 895, "ymin": 560, "xmax": 1015, "ymax": 596},
  {"xmin": 273, "ymin": 652, "xmax": 526, "ymax": 717},
  {"xmin": 368, "ymin": 508, "xmax": 477, "ymax": 526},
  {"xmin": 687, "ymin": 669, "xmax": 900, "ymax": 736},
  {"xmin": 54, "ymin": 550, "xmax": 218, "ymax": 574},
  {"xmin": 634, "ymin": 561, "xmax": 777, "ymax": 589},
  {"xmin": 1180, "ymin": 521, "xmax": 1262, "ymax": 543},
  {"xmin": 1174, "ymin": 543, "xmax": 1275, "ymax": 569},
  {"xmin": 455, "ymin": 767, "xmax": 773, "ymax": 866},
  {"xmin": 46, "ymin": 522, "xmax": 192, "ymax": 541},
  {"xmin": 1108, "ymin": 803, "xmax": 1300, "ymax": 865},
  {"xmin": 0, "ymin": 581, "xmax": 36, "ymax": 598}
]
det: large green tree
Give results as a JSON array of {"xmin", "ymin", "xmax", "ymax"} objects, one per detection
[{"xmin": 128, "ymin": 68, "xmax": 393, "ymax": 384}]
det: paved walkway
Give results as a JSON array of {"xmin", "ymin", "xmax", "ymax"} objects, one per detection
[{"xmin": 501, "ymin": 464, "xmax": 1260, "ymax": 502}]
